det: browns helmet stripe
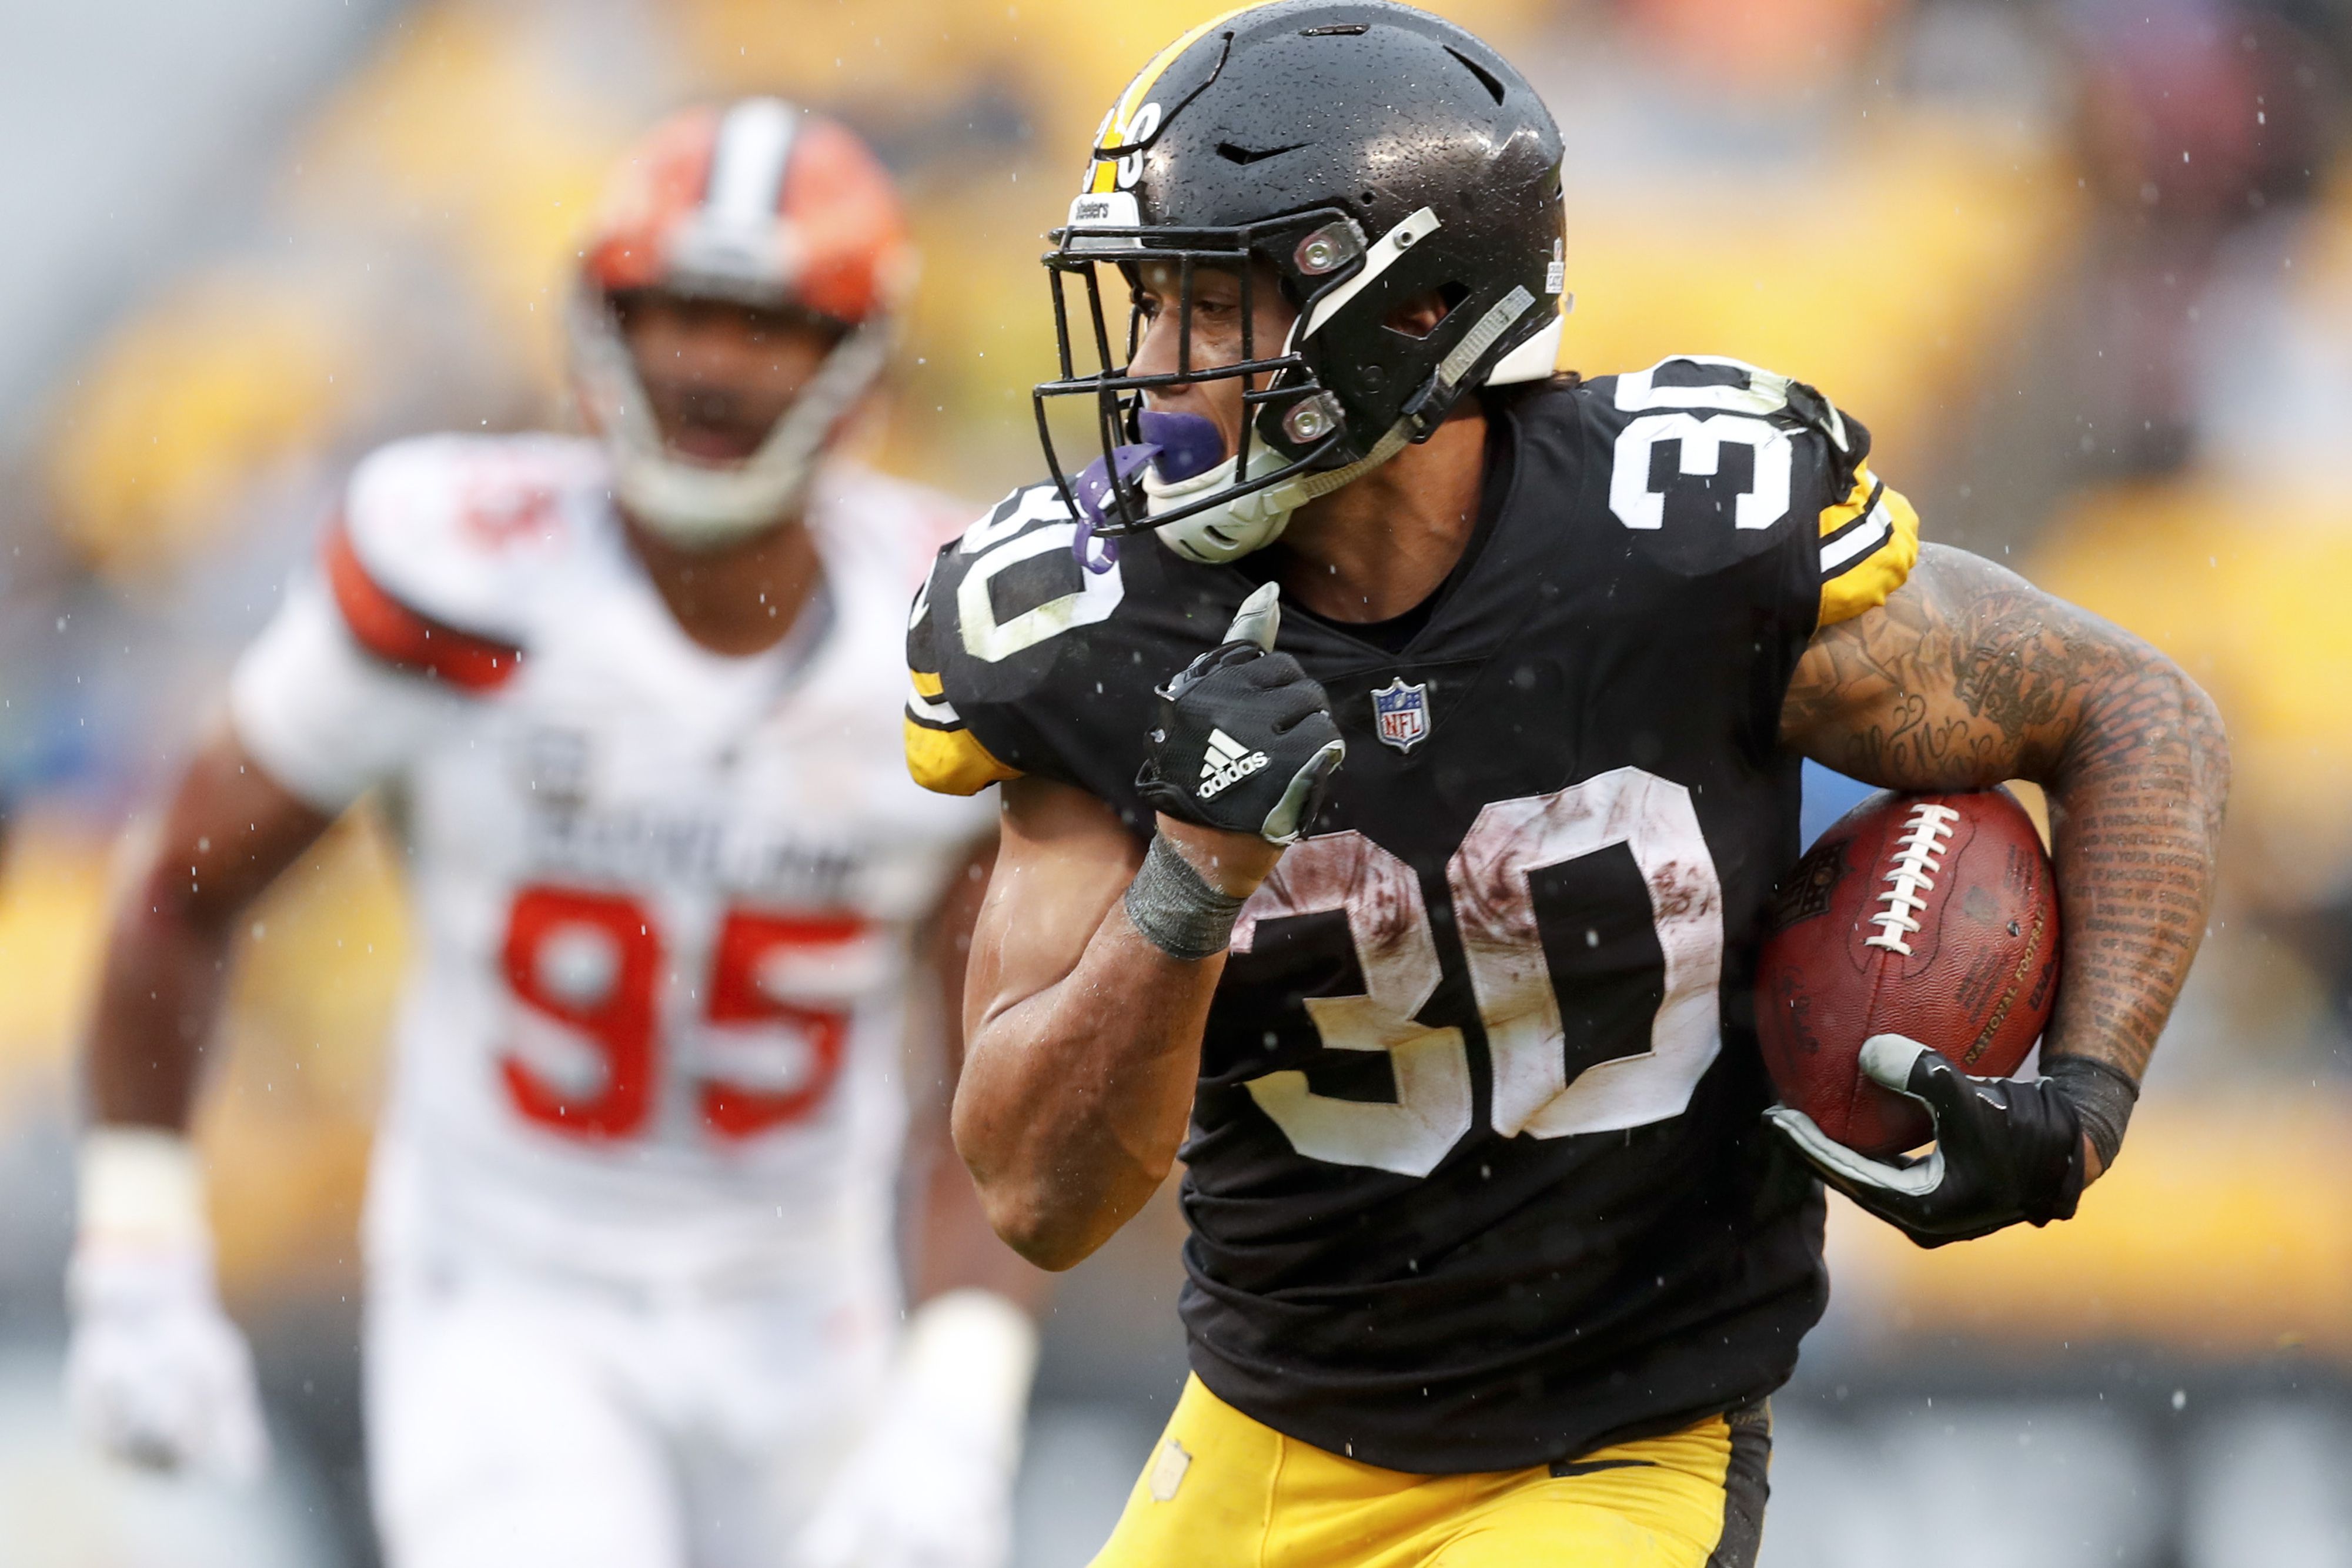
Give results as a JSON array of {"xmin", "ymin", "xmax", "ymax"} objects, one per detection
[{"xmin": 701, "ymin": 98, "xmax": 799, "ymax": 229}]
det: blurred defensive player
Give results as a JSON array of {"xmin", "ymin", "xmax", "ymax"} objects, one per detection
[
  {"xmin": 70, "ymin": 100, "xmax": 1040, "ymax": 1568},
  {"xmin": 907, "ymin": 4, "xmax": 2230, "ymax": 1564}
]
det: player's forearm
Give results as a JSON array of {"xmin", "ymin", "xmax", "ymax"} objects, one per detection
[
  {"xmin": 86, "ymin": 865, "xmax": 245, "ymax": 1129},
  {"xmin": 85, "ymin": 735, "xmax": 335, "ymax": 1130},
  {"xmin": 2040, "ymin": 655, "xmax": 2230, "ymax": 1090},
  {"xmin": 953, "ymin": 917, "xmax": 1221, "ymax": 1271}
]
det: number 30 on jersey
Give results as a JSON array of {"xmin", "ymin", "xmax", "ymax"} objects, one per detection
[{"xmin": 1235, "ymin": 767, "xmax": 1724, "ymax": 1178}]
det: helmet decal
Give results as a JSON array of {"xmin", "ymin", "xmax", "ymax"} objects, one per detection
[
  {"xmin": 1114, "ymin": 102, "xmax": 1162, "ymax": 190},
  {"xmin": 1087, "ymin": 1, "xmax": 1261, "ymax": 194}
]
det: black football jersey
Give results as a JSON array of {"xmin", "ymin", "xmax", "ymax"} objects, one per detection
[{"xmin": 907, "ymin": 358, "xmax": 1920, "ymax": 1473}]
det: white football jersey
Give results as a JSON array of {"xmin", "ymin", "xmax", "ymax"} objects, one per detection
[{"xmin": 231, "ymin": 433, "xmax": 993, "ymax": 1290}]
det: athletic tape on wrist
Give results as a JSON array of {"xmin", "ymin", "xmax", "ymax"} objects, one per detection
[
  {"xmin": 78, "ymin": 1126, "xmax": 209, "ymax": 1249},
  {"xmin": 1123, "ymin": 834, "xmax": 1248, "ymax": 961},
  {"xmin": 2046, "ymin": 1055, "xmax": 2140, "ymax": 1170}
]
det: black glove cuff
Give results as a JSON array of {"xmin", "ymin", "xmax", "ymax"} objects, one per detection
[
  {"xmin": 1123, "ymin": 835, "xmax": 1248, "ymax": 962},
  {"xmin": 2045, "ymin": 1055, "xmax": 2140, "ymax": 1172}
]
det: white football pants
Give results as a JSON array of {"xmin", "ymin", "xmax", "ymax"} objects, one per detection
[{"xmin": 365, "ymin": 1243, "xmax": 891, "ymax": 1568}]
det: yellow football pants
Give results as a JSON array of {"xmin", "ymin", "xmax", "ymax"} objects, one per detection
[{"xmin": 1086, "ymin": 1375, "xmax": 1770, "ymax": 1568}]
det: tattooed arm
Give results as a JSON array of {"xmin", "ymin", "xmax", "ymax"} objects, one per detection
[{"xmin": 1778, "ymin": 543, "xmax": 2229, "ymax": 1200}]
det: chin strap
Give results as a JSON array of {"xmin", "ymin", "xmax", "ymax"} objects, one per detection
[{"xmin": 1264, "ymin": 419, "xmax": 1415, "ymax": 509}]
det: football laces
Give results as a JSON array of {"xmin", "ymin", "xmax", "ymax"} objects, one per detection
[{"xmin": 1863, "ymin": 803, "xmax": 1962, "ymax": 957}]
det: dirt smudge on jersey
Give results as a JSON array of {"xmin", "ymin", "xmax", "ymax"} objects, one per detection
[{"xmin": 1233, "ymin": 831, "xmax": 1425, "ymax": 966}]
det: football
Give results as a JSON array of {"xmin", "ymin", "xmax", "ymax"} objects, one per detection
[{"xmin": 1755, "ymin": 787, "xmax": 2062, "ymax": 1156}]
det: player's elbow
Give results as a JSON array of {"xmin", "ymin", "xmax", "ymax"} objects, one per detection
[
  {"xmin": 2062, "ymin": 646, "xmax": 2231, "ymax": 833},
  {"xmin": 951, "ymin": 1105, "xmax": 1138, "ymax": 1272},
  {"xmin": 2178, "ymin": 670, "xmax": 2231, "ymax": 821},
  {"xmin": 971, "ymin": 1186, "xmax": 1102, "ymax": 1273}
]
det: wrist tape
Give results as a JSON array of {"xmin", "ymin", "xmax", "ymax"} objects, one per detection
[
  {"xmin": 2046, "ymin": 1055, "xmax": 2140, "ymax": 1170},
  {"xmin": 79, "ymin": 1126, "xmax": 208, "ymax": 1249},
  {"xmin": 1124, "ymin": 834, "xmax": 1248, "ymax": 961}
]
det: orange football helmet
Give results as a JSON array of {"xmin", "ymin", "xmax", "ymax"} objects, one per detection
[{"xmin": 570, "ymin": 99, "xmax": 914, "ymax": 545}]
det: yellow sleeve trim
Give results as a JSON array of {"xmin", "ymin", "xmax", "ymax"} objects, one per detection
[
  {"xmin": 911, "ymin": 668, "xmax": 946, "ymax": 699},
  {"xmin": 904, "ymin": 714, "xmax": 1021, "ymax": 796},
  {"xmin": 1817, "ymin": 467, "xmax": 1920, "ymax": 627}
]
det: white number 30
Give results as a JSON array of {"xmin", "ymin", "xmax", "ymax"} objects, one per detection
[
  {"xmin": 1606, "ymin": 355, "xmax": 1797, "ymax": 536},
  {"xmin": 1231, "ymin": 767, "xmax": 1726, "ymax": 1177}
]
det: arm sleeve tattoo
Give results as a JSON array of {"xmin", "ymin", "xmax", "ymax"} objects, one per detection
[{"xmin": 1780, "ymin": 543, "xmax": 2231, "ymax": 1087}]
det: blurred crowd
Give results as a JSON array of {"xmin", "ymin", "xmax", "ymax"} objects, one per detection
[{"xmin": 2, "ymin": 0, "xmax": 2351, "ymax": 1563}]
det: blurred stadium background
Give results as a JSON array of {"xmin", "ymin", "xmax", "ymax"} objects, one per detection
[{"xmin": 0, "ymin": 0, "xmax": 2347, "ymax": 1562}]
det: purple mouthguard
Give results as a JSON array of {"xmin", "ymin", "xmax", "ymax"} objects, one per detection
[{"xmin": 1068, "ymin": 411, "xmax": 1227, "ymax": 574}]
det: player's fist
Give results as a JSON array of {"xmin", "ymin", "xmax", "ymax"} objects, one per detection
[
  {"xmin": 65, "ymin": 1128, "xmax": 268, "ymax": 1483},
  {"xmin": 1135, "ymin": 583, "xmax": 1344, "ymax": 844},
  {"xmin": 66, "ymin": 1242, "xmax": 269, "ymax": 1482},
  {"xmin": 1764, "ymin": 1034, "xmax": 2087, "ymax": 1248}
]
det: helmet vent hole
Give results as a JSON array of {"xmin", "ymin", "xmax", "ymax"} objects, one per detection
[
  {"xmin": 1445, "ymin": 46, "xmax": 1507, "ymax": 105},
  {"xmin": 1298, "ymin": 22, "xmax": 1368, "ymax": 35},
  {"xmin": 1382, "ymin": 283, "xmax": 1468, "ymax": 342},
  {"xmin": 1217, "ymin": 141, "xmax": 1307, "ymax": 166}
]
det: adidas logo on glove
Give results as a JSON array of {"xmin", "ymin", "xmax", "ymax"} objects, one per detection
[{"xmin": 1197, "ymin": 728, "xmax": 1269, "ymax": 800}]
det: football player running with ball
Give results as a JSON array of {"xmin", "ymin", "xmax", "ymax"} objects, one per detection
[
  {"xmin": 72, "ymin": 102, "xmax": 1040, "ymax": 1568},
  {"xmin": 907, "ymin": 5, "xmax": 2229, "ymax": 1565}
]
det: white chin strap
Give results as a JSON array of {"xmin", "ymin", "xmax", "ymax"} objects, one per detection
[
  {"xmin": 1150, "ymin": 308, "xmax": 1564, "ymax": 568},
  {"xmin": 568, "ymin": 296, "xmax": 891, "ymax": 550}
]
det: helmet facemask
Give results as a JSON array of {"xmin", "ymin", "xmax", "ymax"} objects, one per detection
[
  {"xmin": 1037, "ymin": 207, "xmax": 1366, "ymax": 565},
  {"xmin": 570, "ymin": 289, "xmax": 891, "ymax": 550}
]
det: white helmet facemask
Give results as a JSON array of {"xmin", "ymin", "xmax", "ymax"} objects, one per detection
[{"xmin": 568, "ymin": 293, "xmax": 891, "ymax": 550}]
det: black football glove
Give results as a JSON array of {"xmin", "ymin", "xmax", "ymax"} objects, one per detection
[
  {"xmin": 1135, "ymin": 583, "xmax": 1345, "ymax": 844},
  {"xmin": 1764, "ymin": 1035, "xmax": 2087, "ymax": 1249}
]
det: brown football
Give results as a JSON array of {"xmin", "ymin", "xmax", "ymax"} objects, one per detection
[{"xmin": 1755, "ymin": 787, "xmax": 2060, "ymax": 1156}]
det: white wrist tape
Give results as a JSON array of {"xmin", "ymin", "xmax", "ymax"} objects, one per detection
[
  {"xmin": 901, "ymin": 1288, "xmax": 1040, "ymax": 1448},
  {"xmin": 78, "ymin": 1126, "xmax": 209, "ymax": 1249}
]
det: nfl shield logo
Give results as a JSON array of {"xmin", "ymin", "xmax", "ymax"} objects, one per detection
[{"xmin": 1371, "ymin": 677, "xmax": 1431, "ymax": 753}]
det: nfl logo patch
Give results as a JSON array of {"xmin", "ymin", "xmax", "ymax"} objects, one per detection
[{"xmin": 1371, "ymin": 677, "xmax": 1431, "ymax": 753}]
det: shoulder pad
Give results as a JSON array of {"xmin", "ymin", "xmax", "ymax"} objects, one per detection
[
  {"xmin": 951, "ymin": 480, "xmax": 1077, "ymax": 557},
  {"xmin": 903, "ymin": 481, "xmax": 1129, "ymax": 793},
  {"xmin": 1599, "ymin": 355, "xmax": 1870, "ymax": 488},
  {"xmin": 338, "ymin": 434, "xmax": 602, "ymax": 643},
  {"xmin": 327, "ymin": 434, "xmax": 600, "ymax": 692},
  {"xmin": 934, "ymin": 482, "xmax": 1129, "ymax": 668},
  {"xmin": 1590, "ymin": 359, "xmax": 1919, "ymax": 620}
]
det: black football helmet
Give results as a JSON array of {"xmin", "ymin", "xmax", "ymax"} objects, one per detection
[{"xmin": 1036, "ymin": 0, "xmax": 1566, "ymax": 554}]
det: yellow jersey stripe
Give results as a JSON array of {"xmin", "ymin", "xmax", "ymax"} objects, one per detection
[
  {"xmin": 911, "ymin": 667, "xmax": 946, "ymax": 698},
  {"xmin": 1818, "ymin": 469, "xmax": 1920, "ymax": 627},
  {"xmin": 1816, "ymin": 466, "xmax": 1877, "ymax": 541},
  {"xmin": 905, "ymin": 714, "xmax": 1021, "ymax": 796}
]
